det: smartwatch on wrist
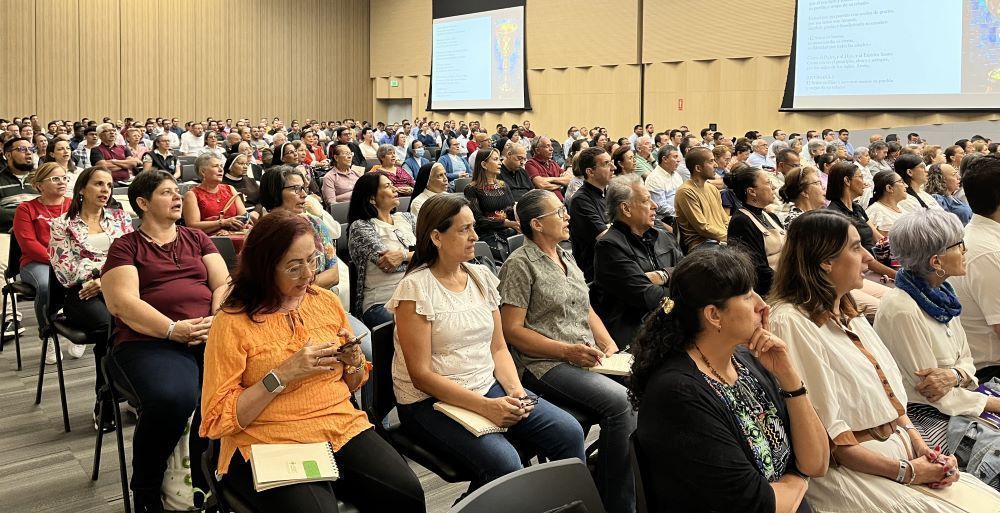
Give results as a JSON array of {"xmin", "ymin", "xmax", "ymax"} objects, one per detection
[{"xmin": 262, "ymin": 370, "xmax": 285, "ymax": 394}]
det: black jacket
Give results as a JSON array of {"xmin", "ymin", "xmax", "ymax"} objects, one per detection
[
  {"xmin": 0, "ymin": 169, "xmax": 36, "ymax": 233},
  {"xmin": 568, "ymin": 181, "xmax": 609, "ymax": 282},
  {"xmin": 593, "ymin": 222, "xmax": 682, "ymax": 346},
  {"xmin": 727, "ymin": 205, "xmax": 783, "ymax": 297},
  {"xmin": 635, "ymin": 347, "xmax": 796, "ymax": 513}
]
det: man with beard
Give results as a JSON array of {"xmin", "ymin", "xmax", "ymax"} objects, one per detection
[{"xmin": 0, "ymin": 138, "xmax": 40, "ymax": 273}]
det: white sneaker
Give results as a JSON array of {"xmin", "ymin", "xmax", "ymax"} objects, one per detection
[
  {"xmin": 2, "ymin": 325, "xmax": 24, "ymax": 338},
  {"xmin": 44, "ymin": 340, "xmax": 62, "ymax": 365},
  {"xmin": 67, "ymin": 343, "xmax": 86, "ymax": 359},
  {"xmin": 4, "ymin": 311, "xmax": 22, "ymax": 322}
]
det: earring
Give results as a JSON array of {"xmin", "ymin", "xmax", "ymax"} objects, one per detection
[{"xmin": 935, "ymin": 267, "xmax": 945, "ymax": 278}]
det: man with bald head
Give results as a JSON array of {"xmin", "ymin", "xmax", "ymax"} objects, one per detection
[
  {"xmin": 747, "ymin": 138, "xmax": 775, "ymax": 169},
  {"xmin": 499, "ymin": 143, "xmax": 533, "ymax": 202},
  {"xmin": 526, "ymin": 136, "xmax": 570, "ymax": 201}
]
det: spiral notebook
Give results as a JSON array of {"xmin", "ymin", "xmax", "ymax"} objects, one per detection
[
  {"xmin": 588, "ymin": 353, "xmax": 634, "ymax": 376},
  {"xmin": 249, "ymin": 442, "xmax": 339, "ymax": 492},
  {"xmin": 433, "ymin": 402, "xmax": 507, "ymax": 437}
]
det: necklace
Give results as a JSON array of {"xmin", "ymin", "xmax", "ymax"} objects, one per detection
[
  {"xmin": 695, "ymin": 344, "xmax": 733, "ymax": 385},
  {"xmin": 138, "ymin": 227, "xmax": 177, "ymax": 247}
]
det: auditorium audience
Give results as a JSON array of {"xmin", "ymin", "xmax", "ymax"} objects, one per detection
[
  {"xmin": 612, "ymin": 145, "xmax": 637, "ymax": 176},
  {"xmin": 200, "ymin": 211, "xmax": 425, "ymax": 513},
  {"xmin": 925, "ymin": 163, "xmax": 971, "ymax": 224},
  {"xmin": 198, "ymin": 131, "xmax": 226, "ymax": 161},
  {"xmin": 46, "ymin": 136, "xmax": 79, "ymax": 196},
  {"xmin": 49, "ymin": 166, "xmax": 133, "ymax": 431},
  {"xmin": 563, "ymin": 139, "xmax": 589, "ymax": 203},
  {"xmin": 896, "ymin": 154, "xmax": 943, "ymax": 213},
  {"xmin": 952, "ymin": 155, "xmax": 1000, "ymax": 382},
  {"xmin": 526, "ymin": 136, "xmax": 569, "ymax": 201},
  {"xmin": 13, "ymin": 163, "xmax": 73, "ymax": 358},
  {"xmin": 644, "ymin": 144, "xmax": 685, "ymax": 225},
  {"xmin": 101, "ymin": 170, "xmax": 229, "ymax": 512},
  {"xmin": 674, "ymin": 147, "xmax": 729, "ymax": 249},
  {"xmin": 182, "ymin": 154, "xmax": 251, "ymax": 235},
  {"xmin": 408, "ymin": 163, "xmax": 447, "ymax": 219},
  {"xmin": 388, "ymin": 193, "xmax": 585, "ymax": 496},
  {"xmin": 464, "ymin": 147, "xmax": 519, "ymax": 261},
  {"xmin": 768, "ymin": 209, "xmax": 997, "ymax": 511},
  {"xmin": 725, "ymin": 167, "xmax": 784, "ymax": 296},
  {"xmin": 322, "ymin": 142, "xmax": 363, "ymax": 204},
  {"xmin": 371, "ymin": 144, "xmax": 415, "ymax": 196},
  {"xmin": 630, "ymin": 246, "xmax": 827, "ymax": 513},
  {"xmin": 568, "ymin": 147, "xmax": 612, "ymax": 282},
  {"xmin": 437, "ymin": 137, "xmax": 470, "ymax": 182},
  {"xmin": 498, "ymin": 189, "xmax": 635, "ymax": 512},
  {"xmin": 220, "ymin": 152, "xmax": 260, "ymax": 209},
  {"xmin": 866, "ymin": 170, "xmax": 909, "ymax": 233},
  {"xmin": 91, "ymin": 123, "xmax": 140, "ymax": 182},
  {"xmin": 348, "ymin": 172, "xmax": 416, "ymax": 326},
  {"xmin": 593, "ymin": 174, "xmax": 683, "ymax": 347}
]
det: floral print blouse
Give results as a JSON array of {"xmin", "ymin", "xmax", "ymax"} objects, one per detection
[{"xmin": 49, "ymin": 207, "xmax": 134, "ymax": 287}]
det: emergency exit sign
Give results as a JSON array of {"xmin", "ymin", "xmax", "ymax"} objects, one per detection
[{"xmin": 390, "ymin": 79, "xmax": 399, "ymax": 87}]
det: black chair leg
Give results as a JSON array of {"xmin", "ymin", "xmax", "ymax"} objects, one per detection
[
  {"xmin": 11, "ymin": 296, "xmax": 22, "ymax": 371},
  {"xmin": 91, "ymin": 394, "xmax": 105, "ymax": 481},
  {"xmin": 113, "ymin": 397, "xmax": 132, "ymax": 513},
  {"xmin": 35, "ymin": 334, "xmax": 47, "ymax": 405},
  {"xmin": 52, "ymin": 333, "xmax": 71, "ymax": 433},
  {"xmin": 0, "ymin": 287, "xmax": 7, "ymax": 354}
]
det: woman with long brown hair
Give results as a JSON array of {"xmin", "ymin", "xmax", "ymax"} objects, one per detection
[{"xmin": 464, "ymin": 147, "xmax": 519, "ymax": 261}]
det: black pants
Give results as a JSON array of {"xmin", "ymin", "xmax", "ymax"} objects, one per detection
[
  {"xmin": 223, "ymin": 429, "xmax": 426, "ymax": 513},
  {"xmin": 977, "ymin": 365, "xmax": 1000, "ymax": 384},
  {"xmin": 63, "ymin": 288, "xmax": 111, "ymax": 397},
  {"xmin": 109, "ymin": 340, "xmax": 206, "ymax": 506}
]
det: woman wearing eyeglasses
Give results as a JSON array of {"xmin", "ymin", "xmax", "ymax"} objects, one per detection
[
  {"xmin": 322, "ymin": 143, "xmax": 363, "ymax": 205},
  {"xmin": 866, "ymin": 170, "xmax": 910, "ymax": 234},
  {"xmin": 347, "ymin": 172, "xmax": 416, "ymax": 328},
  {"xmin": 13, "ymin": 163, "xmax": 73, "ymax": 360},
  {"xmin": 778, "ymin": 166, "xmax": 825, "ymax": 229},
  {"xmin": 201, "ymin": 211, "xmax": 426, "ymax": 513}
]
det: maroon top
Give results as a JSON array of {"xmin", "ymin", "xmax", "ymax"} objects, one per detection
[
  {"xmin": 102, "ymin": 226, "xmax": 218, "ymax": 345},
  {"xmin": 525, "ymin": 156, "xmax": 565, "ymax": 200},
  {"xmin": 91, "ymin": 143, "xmax": 135, "ymax": 182}
]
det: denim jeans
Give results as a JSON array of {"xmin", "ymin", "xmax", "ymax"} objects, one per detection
[
  {"xmin": 397, "ymin": 381, "xmax": 586, "ymax": 493},
  {"xmin": 523, "ymin": 363, "xmax": 637, "ymax": 513},
  {"xmin": 109, "ymin": 340, "xmax": 206, "ymax": 507},
  {"xmin": 19, "ymin": 261, "xmax": 50, "ymax": 336},
  {"xmin": 361, "ymin": 303, "xmax": 393, "ymax": 329}
]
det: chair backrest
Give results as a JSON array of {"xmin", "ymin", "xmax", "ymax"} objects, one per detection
[
  {"xmin": 629, "ymin": 432, "xmax": 649, "ymax": 513},
  {"xmin": 210, "ymin": 237, "xmax": 239, "ymax": 270},
  {"xmin": 336, "ymin": 223, "xmax": 350, "ymax": 264},
  {"xmin": 454, "ymin": 177, "xmax": 472, "ymax": 193},
  {"xmin": 6, "ymin": 230, "xmax": 23, "ymax": 279},
  {"xmin": 113, "ymin": 186, "xmax": 129, "ymax": 196},
  {"xmin": 366, "ymin": 321, "xmax": 397, "ymax": 429},
  {"xmin": 397, "ymin": 196, "xmax": 411, "ymax": 212},
  {"xmin": 507, "ymin": 233, "xmax": 525, "ymax": 253},
  {"xmin": 449, "ymin": 459, "xmax": 606, "ymax": 513},
  {"xmin": 364, "ymin": 159, "xmax": 379, "ymax": 173},
  {"xmin": 329, "ymin": 202, "xmax": 351, "ymax": 224},
  {"xmin": 473, "ymin": 241, "xmax": 492, "ymax": 261},
  {"xmin": 180, "ymin": 164, "xmax": 199, "ymax": 182}
]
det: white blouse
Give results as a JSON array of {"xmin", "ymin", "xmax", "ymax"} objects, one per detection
[
  {"xmin": 874, "ymin": 288, "xmax": 986, "ymax": 416},
  {"xmin": 898, "ymin": 189, "xmax": 944, "ymax": 213},
  {"xmin": 386, "ymin": 264, "xmax": 500, "ymax": 405},
  {"xmin": 409, "ymin": 189, "xmax": 438, "ymax": 218},
  {"xmin": 769, "ymin": 302, "xmax": 907, "ymax": 441},
  {"xmin": 865, "ymin": 201, "xmax": 905, "ymax": 232}
]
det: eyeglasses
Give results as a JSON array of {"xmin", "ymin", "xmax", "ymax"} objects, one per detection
[
  {"xmin": 9, "ymin": 146, "xmax": 34, "ymax": 154},
  {"xmin": 802, "ymin": 180, "xmax": 822, "ymax": 187},
  {"xmin": 283, "ymin": 252, "xmax": 322, "ymax": 277},
  {"xmin": 945, "ymin": 240, "xmax": 966, "ymax": 253},
  {"xmin": 516, "ymin": 394, "xmax": 539, "ymax": 407},
  {"xmin": 41, "ymin": 175, "xmax": 70, "ymax": 184},
  {"xmin": 535, "ymin": 206, "xmax": 569, "ymax": 220},
  {"xmin": 283, "ymin": 184, "xmax": 308, "ymax": 195}
]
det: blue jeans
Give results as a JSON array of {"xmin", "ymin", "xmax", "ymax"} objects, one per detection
[
  {"xmin": 361, "ymin": 303, "xmax": 393, "ymax": 329},
  {"xmin": 19, "ymin": 261, "xmax": 50, "ymax": 336},
  {"xmin": 344, "ymin": 313, "xmax": 376, "ymax": 417},
  {"xmin": 523, "ymin": 363, "xmax": 637, "ymax": 513},
  {"xmin": 397, "ymin": 381, "xmax": 586, "ymax": 492}
]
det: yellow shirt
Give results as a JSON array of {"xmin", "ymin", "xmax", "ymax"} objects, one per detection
[
  {"xmin": 200, "ymin": 287, "xmax": 372, "ymax": 475},
  {"xmin": 674, "ymin": 180, "xmax": 729, "ymax": 249}
]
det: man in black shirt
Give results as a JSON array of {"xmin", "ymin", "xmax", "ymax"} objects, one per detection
[
  {"xmin": 499, "ymin": 143, "xmax": 533, "ymax": 202},
  {"xmin": 329, "ymin": 126, "xmax": 365, "ymax": 168},
  {"xmin": 568, "ymin": 147, "xmax": 614, "ymax": 281}
]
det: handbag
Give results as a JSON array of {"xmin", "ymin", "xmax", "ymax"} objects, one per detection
[{"xmin": 161, "ymin": 413, "xmax": 204, "ymax": 510}]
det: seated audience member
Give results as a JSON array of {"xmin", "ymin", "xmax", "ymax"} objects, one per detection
[
  {"xmin": 594, "ymin": 174, "xmax": 683, "ymax": 347},
  {"xmin": 768, "ymin": 209, "xmax": 996, "ymax": 511},
  {"xmin": 896, "ymin": 154, "xmax": 943, "ymax": 213},
  {"xmin": 1, "ymin": 138, "xmax": 41, "ymax": 268},
  {"xmin": 953, "ymin": 155, "xmax": 1000, "ymax": 382},
  {"xmin": 814, "ymin": 153, "xmax": 837, "ymax": 193},
  {"xmin": 925, "ymin": 163, "xmax": 971, "ymax": 225},
  {"xmin": 499, "ymin": 189, "xmax": 636, "ymax": 513},
  {"xmin": 725, "ymin": 167, "xmax": 784, "ymax": 296},
  {"xmin": 358, "ymin": 127, "xmax": 380, "ymax": 161},
  {"xmin": 403, "ymin": 140, "xmax": 430, "ymax": 178},
  {"xmin": 391, "ymin": 131, "xmax": 408, "ymax": 164},
  {"xmin": 124, "ymin": 128, "xmax": 149, "ymax": 163},
  {"xmin": 875, "ymin": 210, "xmax": 1000, "ymax": 453},
  {"xmin": 388, "ymin": 193, "xmax": 585, "ymax": 495},
  {"xmin": 945, "ymin": 144, "xmax": 966, "ymax": 171},
  {"xmin": 102, "ymin": 170, "xmax": 230, "ymax": 512},
  {"xmin": 259, "ymin": 167, "xmax": 339, "ymax": 290},
  {"xmin": 631, "ymin": 247, "xmax": 827, "ymax": 513},
  {"xmin": 91, "ymin": 123, "xmax": 140, "ymax": 182},
  {"xmin": 464, "ymin": 147, "xmax": 519, "ymax": 261},
  {"xmin": 674, "ymin": 147, "xmax": 729, "ymax": 249},
  {"xmin": 632, "ymin": 136, "xmax": 655, "ymax": 178},
  {"xmin": 437, "ymin": 137, "xmax": 470, "ymax": 182},
  {"xmin": 851, "ymin": 146, "xmax": 875, "ymax": 208},
  {"xmin": 612, "ymin": 145, "xmax": 637, "ymax": 176},
  {"xmin": 498, "ymin": 142, "xmax": 533, "ymax": 202},
  {"xmin": 644, "ymin": 144, "xmax": 685, "ymax": 224},
  {"xmin": 348, "ymin": 172, "xmax": 416, "ymax": 327},
  {"xmin": 221, "ymin": 152, "xmax": 260, "ymax": 209},
  {"xmin": 234, "ymin": 141, "xmax": 264, "ymax": 180},
  {"xmin": 142, "ymin": 134, "xmax": 179, "ymax": 178},
  {"xmin": 46, "ymin": 136, "xmax": 80, "ymax": 196},
  {"xmin": 200, "ymin": 211, "xmax": 425, "ymax": 513},
  {"xmin": 563, "ymin": 139, "xmax": 590, "ymax": 204},
  {"xmin": 180, "ymin": 123, "xmax": 206, "ymax": 156},
  {"xmin": 182, "ymin": 154, "xmax": 252, "ymax": 235},
  {"xmin": 49, "ymin": 167, "xmax": 133, "ymax": 430},
  {"xmin": 13, "ymin": 163, "xmax": 74, "ymax": 359},
  {"xmin": 568, "ymin": 147, "xmax": 613, "ymax": 281},
  {"xmin": 322, "ymin": 142, "xmax": 363, "ymax": 204},
  {"xmin": 869, "ymin": 141, "xmax": 893, "ymax": 173},
  {"xmin": 866, "ymin": 170, "xmax": 909, "ymax": 233},
  {"xmin": 526, "ymin": 136, "xmax": 570, "ymax": 201},
  {"xmin": 747, "ymin": 138, "xmax": 776, "ymax": 169},
  {"xmin": 408, "ymin": 163, "xmax": 447, "ymax": 218},
  {"xmin": 198, "ymin": 131, "xmax": 226, "ymax": 161},
  {"xmin": 371, "ymin": 144, "xmax": 415, "ymax": 196},
  {"xmin": 301, "ymin": 129, "xmax": 330, "ymax": 170},
  {"xmin": 273, "ymin": 141, "xmax": 301, "ymax": 169}
]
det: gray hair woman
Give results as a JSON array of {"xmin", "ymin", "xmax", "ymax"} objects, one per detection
[
  {"xmin": 926, "ymin": 163, "xmax": 972, "ymax": 225},
  {"xmin": 373, "ymin": 143, "xmax": 414, "ymax": 196},
  {"xmin": 873, "ymin": 209, "xmax": 1000, "ymax": 455},
  {"xmin": 853, "ymin": 146, "xmax": 876, "ymax": 207},
  {"xmin": 498, "ymin": 189, "xmax": 636, "ymax": 513}
]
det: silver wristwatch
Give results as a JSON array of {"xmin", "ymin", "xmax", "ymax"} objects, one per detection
[{"xmin": 262, "ymin": 370, "xmax": 285, "ymax": 394}]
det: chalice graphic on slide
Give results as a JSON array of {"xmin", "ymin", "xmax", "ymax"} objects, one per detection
[{"xmin": 495, "ymin": 20, "xmax": 519, "ymax": 95}]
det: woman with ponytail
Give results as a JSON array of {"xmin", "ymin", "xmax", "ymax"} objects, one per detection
[
  {"xmin": 630, "ymin": 246, "xmax": 827, "ymax": 513},
  {"xmin": 895, "ymin": 153, "xmax": 943, "ymax": 213}
]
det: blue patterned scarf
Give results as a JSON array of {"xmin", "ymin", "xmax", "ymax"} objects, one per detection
[{"xmin": 895, "ymin": 268, "xmax": 962, "ymax": 324}]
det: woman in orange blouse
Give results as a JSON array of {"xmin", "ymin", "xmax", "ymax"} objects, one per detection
[{"xmin": 201, "ymin": 211, "xmax": 425, "ymax": 513}]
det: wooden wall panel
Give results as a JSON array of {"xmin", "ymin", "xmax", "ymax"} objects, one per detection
[
  {"xmin": 369, "ymin": 0, "xmax": 431, "ymax": 77},
  {"xmin": 35, "ymin": 0, "xmax": 79, "ymax": 121},
  {"xmin": 79, "ymin": 0, "xmax": 121, "ymax": 120},
  {"xmin": 0, "ymin": 0, "xmax": 37, "ymax": 117},
  {"xmin": 526, "ymin": 0, "xmax": 637, "ymax": 69},
  {"xmin": 118, "ymin": 0, "xmax": 156, "ymax": 119}
]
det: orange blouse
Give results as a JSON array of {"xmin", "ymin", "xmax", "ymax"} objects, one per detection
[{"xmin": 200, "ymin": 287, "xmax": 372, "ymax": 475}]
